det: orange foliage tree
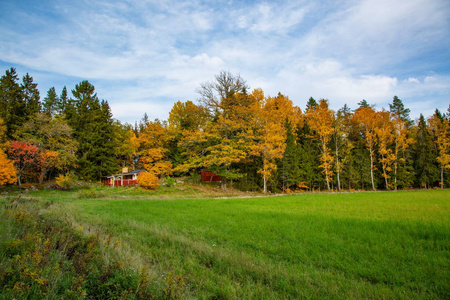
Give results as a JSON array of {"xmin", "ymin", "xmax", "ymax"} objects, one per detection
[
  {"xmin": 7, "ymin": 141, "xmax": 39, "ymax": 186},
  {"xmin": 306, "ymin": 99, "xmax": 335, "ymax": 191},
  {"xmin": 37, "ymin": 150, "xmax": 59, "ymax": 184},
  {"xmin": 137, "ymin": 171, "xmax": 159, "ymax": 190},
  {"xmin": 0, "ymin": 150, "xmax": 17, "ymax": 185}
]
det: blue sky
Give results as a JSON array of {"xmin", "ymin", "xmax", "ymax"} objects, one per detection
[{"xmin": 1, "ymin": 0, "xmax": 449, "ymax": 124}]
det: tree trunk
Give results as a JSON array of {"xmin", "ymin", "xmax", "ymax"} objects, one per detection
[
  {"xmin": 335, "ymin": 137, "xmax": 341, "ymax": 191},
  {"xmin": 221, "ymin": 177, "xmax": 227, "ymax": 190},
  {"xmin": 370, "ymin": 148, "xmax": 375, "ymax": 191},
  {"xmin": 441, "ymin": 167, "xmax": 444, "ymax": 189},
  {"xmin": 381, "ymin": 154, "xmax": 389, "ymax": 190},
  {"xmin": 263, "ymin": 173, "xmax": 267, "ymax": 194}
]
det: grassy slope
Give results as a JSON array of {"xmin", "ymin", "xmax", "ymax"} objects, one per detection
[{"xmin": 37, "ymin": 188, "xmax": 450, "ymax": 299}]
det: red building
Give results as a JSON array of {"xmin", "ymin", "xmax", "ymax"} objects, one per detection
[
  {"xmin": 201, "ymin": 170, "xmax": 221, "ymax": 182},
  {"xmin": 101, "ymin": 169, "xmax": 146, "ymax": 187}
]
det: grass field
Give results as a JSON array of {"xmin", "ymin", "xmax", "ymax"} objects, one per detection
[{"xmin": 2, "ymin": 186, "xmax": 450, "ymax": 299}]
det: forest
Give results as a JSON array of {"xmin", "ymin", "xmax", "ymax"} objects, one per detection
[{"xmin": 0, "ymin": 68, "xmax": 449, "ymax": 193}]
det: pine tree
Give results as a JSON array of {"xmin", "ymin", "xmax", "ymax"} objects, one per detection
[{"xmin": 389, "ymin": 96, "xmax": 412, "ymax": 126}]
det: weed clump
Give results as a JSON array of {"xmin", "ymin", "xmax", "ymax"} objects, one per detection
[
  {"xmin": 0, "ymin": 198, "xmax": 154, "ymax": 299},
  {"xmin": 78, "ymin": 189, "xmax": 107, "ymax": 199}
]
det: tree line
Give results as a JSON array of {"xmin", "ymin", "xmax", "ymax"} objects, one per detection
[{"xmin": 0, "ymin": 68, "xmax": 449, "ymax": 192}]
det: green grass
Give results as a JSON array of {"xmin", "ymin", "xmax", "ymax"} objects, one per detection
[{"xmin": 2, "ymin": 187, "xmax": 450, "ymax": 299}]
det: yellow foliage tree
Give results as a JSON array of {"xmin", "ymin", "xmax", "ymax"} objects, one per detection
[
  {"xmin": 375, "ymin": 110, "xmax": 395, "ymax": 190},
  {"xmin": 0, "ymin": 150, "xmax": 17, "ymax": 185},
  {"xmin": 137, "ymin": 171, "xmax": 159, "ymax": 190},
  {"xmin": 176, "ymin": 90, "xmax": 258, "ymax": 190},
  {"xmin": 353, "ymin": 105, "xmax": 379, "ymax": 191},
  {"xmin": 251, "ymin": 91, "xmax": 295, "ymax": 193},
  {"xmin": 428, "ymin": 113, "xmax": 450, "ymax": 189},
  {"xmin": 306, "ymin": 99, "xmax": 335, "ymax": 191},
  {"xmin": 138, "ymin": 121, "xmax": 173, "ymax": 177}
]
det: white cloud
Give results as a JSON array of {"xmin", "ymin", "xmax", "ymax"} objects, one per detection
[{"xmin": 0, "ymin": 0, "xmax": 449, "ymax": 124}]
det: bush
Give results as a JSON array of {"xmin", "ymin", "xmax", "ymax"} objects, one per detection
[
  {"xmin": 137, "ymin": 172, "xmax": 159, "ymax": 190},
  {"xmin": 164, "ymin": 176, "xmax": 176, "ymax": 188},
  {"xmin": 55, "ymin": 173, "xmax": 78, "ymax": 190}
]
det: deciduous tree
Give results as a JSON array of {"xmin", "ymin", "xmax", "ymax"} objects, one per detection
[
  {"xmin": 0, "ymin": 150, "xmax": 17, "ymax": 185},
  {"xmin": 8, "ymin": 141, "xmax": 39, "ymax": 186},
  {"xmin": 306, "ymin": 99, "xmax": 335, "ymax": 191},
  {"xmin": 375, "ymin": 110, "xmax": 395, "ymax": 190},
  {"xmin": 428, "ymin": 110, "xmax": 450, "ymax": 189},
  {"xmin": 138, "ymin": 120, "xmax": 172, "ymax": 177},
  {"xmin": 353, "ymin": 104, "xmax": 378, "ymax": 190}
]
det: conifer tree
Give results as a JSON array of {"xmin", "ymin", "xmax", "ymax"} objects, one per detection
[
  {"xmin": 412, "ymin": 114, "xmax": 438, "ymax": 188},
  {"xmin": 67, "ymin": 81, "xmax": 118, "ymax": 181},
  {"xmin": 21, "ymin": 73, "xmax": 41, "ymax": 116},
  {"xmin": 42, "ymin": 87, "xmax": 60, "ymax": 116},
  {"xmin": 279, "ymin": 121, "xmax": 301, "ymax": 190},
  {"xmin": 0, "ymin": 68, "xmax": 25, "ymax": 138}
]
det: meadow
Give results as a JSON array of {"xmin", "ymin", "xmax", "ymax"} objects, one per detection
[{"xmin": 1, "ymin": 185, "xmax": 449, "ymax": 299}]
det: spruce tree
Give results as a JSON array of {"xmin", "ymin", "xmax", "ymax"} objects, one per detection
[
  {"xmin": 21, "ymin": 73, "xmax": 41, "ymax": 117},
  {"xmin": 0, "ymin": 68, "xmax": 25, "ymax": 138},
  {"xmin": 68, "ymin": 81, "xmax": 118, "ymax": 181},
  {"xmin": 412, "ymin": 114, "xmax": 439, "ymax": 188},
  {"xmin": 42, "ymin": 87, "xmax": 59, "ymax": 116},
  {"xmin": 296, "ymin": 122, "xmax": 321, "ymax": 190},
  {"xmin": 278, "ymin": 121, "xmax": 301, "ymax": 190}
]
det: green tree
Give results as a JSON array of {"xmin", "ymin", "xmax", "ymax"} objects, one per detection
[
  {"xmin": 59, "ymin": 86, "xmax": 69, "ymax": 114},
  {"xmin": 333, "ymin": 104, "xmax": 353, "ymax": 191},
  {"xmin": 296, "ymin": 121, "xmax": 321, "ymax": 191},
  {"xmin": 412, "ymin": 114, "xmax": 439, "ymax": 188},
  {"xmin": 42, "ymin": 87, "xmax": 60, "ymax": 116},
  {"xmin": 389, "ymin": 96, "xmax": 412, "ymax": 126},
  {"xmin": 67, "ymin": 81, "xmax": 117, "ymax": 181},
  {"xmin": 21, "ymin": 73, "xmax": 41, "ymax": 116},
  {"xmin": 278, "ymin": 121, "xmax": 301, "ymax": 191},
  {"xmin": 14, "ymin": 113, "xmax": 78, "ymax": 181},
  {"xmin": 0, "ymin": 68, "xmax": 25, "ymax": 138}
]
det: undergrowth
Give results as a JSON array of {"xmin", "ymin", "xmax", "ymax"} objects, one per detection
[{"xmin": 0, "ymin": 196, "xmax": 164, "ymax": 299}]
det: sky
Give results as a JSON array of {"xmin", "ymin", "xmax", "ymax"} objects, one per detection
[{"xmin": 1, "ymin": 0, "xmax": 449, "ymax": 124}]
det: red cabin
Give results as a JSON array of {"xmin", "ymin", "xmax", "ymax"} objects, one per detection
[{"xmin": 101, "ymin": 169, "xmax": 146, "ymax": 187}]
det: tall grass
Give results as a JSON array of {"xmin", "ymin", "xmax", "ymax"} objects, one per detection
[
  {"xmin": 44, "ymin": 189, "xmax": 450, "ymax": 299},
  {"xmin": 0, "ymin": 196, "xmax": 155, "ymax": 299}
]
